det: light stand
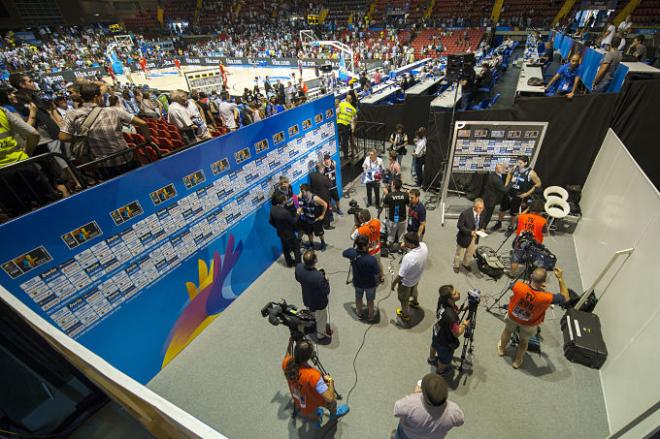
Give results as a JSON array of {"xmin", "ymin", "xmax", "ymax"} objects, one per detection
[{"xmin": 424, "ymin": 76, "xmax": 461, "ymax": 213}]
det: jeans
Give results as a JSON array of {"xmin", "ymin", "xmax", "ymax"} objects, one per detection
[
  {"xmin": 338, "ymin": 123, "xmax": 351, "ymax": 158},
  {"xmin": 410, "ymin": 156, "xmax": 417, "ymax": 178},
  {"xmin": 415, "ymin": 156, "xmax": 425, "ymax": 186}
]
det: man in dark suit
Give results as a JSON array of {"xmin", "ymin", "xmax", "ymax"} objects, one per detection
[
  {"xmin": 269, "ymin": 192, "xmax": 301, "ymax": 267},
  {"xmin": 309, "ymin": 162, "xmax": 334, "ymax": 229},
  {"xmin": 295, "ymin": 250, "xmax": 331, "ymax": 343},
  {"xmin": 481, "ymin": 163, "xmax": 510, "ymax": 229},
  {"xmin": 453, "ymin": 199, "xmax": 485, "ymax": 273}
]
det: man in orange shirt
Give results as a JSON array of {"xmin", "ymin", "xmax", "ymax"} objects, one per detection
[
  {"xmin": 497, "ymin": 267, "xmax": 570, "ymax": 369},
  {"xmin": 351, "ymin": 209, "xmax": 384, "ymax": 282},
  {"xmin": 510, "ymin": 200, "xmax": 547, "ymax": 276},
  {"xmin": 282, "ymin": 338, "xmax": 349, "ymax": 426}
]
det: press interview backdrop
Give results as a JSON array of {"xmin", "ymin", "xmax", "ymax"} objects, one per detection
[{"xmin": 0, "ymin": 95, "xmax": 341, "ymax": 383}]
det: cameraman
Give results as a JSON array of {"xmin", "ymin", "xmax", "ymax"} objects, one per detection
[
  {"xmin": 295, "ymin": 250, "xmax": 331, "ymax": 343},
  {"xmin": 497, "ymin": 267, "xmax": 570, "ymax": 369},
  {"xmin": 351, "ymin": 209, "xmax": 384, "ymax": 282},
  {"xmin": 382, "ymin": 178, "xmax": 409, "ymax": 247},
  {"xmin": 342, "ymin": 235, "xmax": 381, "ymax": 322},
  {"xmin": 283, "ymin": 338, "xmax": 349, "ymax": 425},
  {"xmin": 392, "ymin": 232, "xmax": 429, "ymax": 323},
  {"xmin": 510, "ymin": 199, "xmax": 548, "ymax": 276},
  {"xmin": 429, "ymin": 285, "xmax": 470, "ymax": 377}
]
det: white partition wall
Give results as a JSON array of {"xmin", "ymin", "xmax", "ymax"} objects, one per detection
[{"xmin": 574, "ymin": 129, "xmax": 660, "ymax": 437}]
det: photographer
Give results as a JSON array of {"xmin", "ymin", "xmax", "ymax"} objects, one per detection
[
  {"xmin": 269, "ymin": 191, "xmax": 301, "ymax": 267},
  {"xmin": 382, "ymin": 178, "xmax": 409, "ymax": 248},
  {"xmin": 497, "ymin": 267, "xmax": 570, "ymax": 369},
  {"xmin": 298, "ymin": 184, "xmax": 328, "ymax": 251},
  {"xmin": 510, "ymin": 199, "xmax": 548, "ymax": 277},
  {"xmin": 429, "ymin": 285, "xmax": 469, "ymax": 377},
  {"xmin": 351, "ymin": 209, "xmax": 384, "ymax": 282},
  {"xmin": 295, "ymin": 250, "xmax": 331, "ymax": 343},
  {"xmin": 392, "ymin": 232, "xmax": 429, "ymax": 323},
  {"xmin": 388, "ymin": 123, "xmax": 408, "ymax": 164},
  {"xmin": 362, "ymin": 149, "xmax": 384, "ymax": 207},
  {"xmin": 492, "ymin": 155, "xmax": 542, "ymax": 231},
  {"xmin": 342, "ymin": 235, "xmax": 381, "ymax": 322},
  {"xmin": 282, "ymin": 338, "xmax": 349, "ymax": 425}
]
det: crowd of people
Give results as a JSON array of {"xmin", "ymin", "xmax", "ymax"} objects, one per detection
[
  {"xmin": 0, "ymin": 68, "xmax": 313, "ymax": 222},
  {"xmin": 269, "ymin": 131, "xmax": 571, "ymax": 435}
]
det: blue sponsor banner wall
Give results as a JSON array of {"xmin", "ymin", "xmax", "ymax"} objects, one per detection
[{"xmin": 0, "ymin": 95, "xmax": 340, "ymax": 383}]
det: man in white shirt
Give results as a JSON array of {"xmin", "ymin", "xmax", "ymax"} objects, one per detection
[
  {"xmin": 217, "ymin": 92, "xmax": 238, "ymax": 130},
  {"xmin": 393, "ymin": 374, "xmax": 464, "ymax": 439},
  {"xmin": 617, "ymin": 15, "xmax": 632, "ymax": 35},
  {"xmin": 600, "ymin": 18, "xmax": 616, "ymax": 48},
  {"xmin": 362, "ymin": 149, "xmax": 384, "ymax": 207},
  {"xmin": 391, "ymin": 232, "xmax": 429, "ymax": 323},
  {"xmin": 412, "ymin": 127, "xmax": 427, "ymax": 187},
  {"xmin": 168, "ymin": 89, "xmax": 209, "ymax": 143}
]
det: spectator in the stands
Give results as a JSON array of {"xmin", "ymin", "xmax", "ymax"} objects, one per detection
[
  {"xmin": 599, "ymin": 17, "xmax": 616, "ymax": 49},
  {"xmin": 617, "ymin": 15, "xmax": 633, "ymax": 36},
  {"xmin": 137, "ymin": 91, "xmax": 161, "ymax": 118},
  {"xmin": 546, "ymin": 54, "xmax": 581, "ymax": 98},
  {"xmin": 168, "ymin": 89, "xmax": 211, "ymax": 142},
  {"xmin": 539, "ymin": 41, "xmax": 555, "ymax": 66},
  {"xmin": 59, "ymin": 83, "xmax": 147, "ymax": 178},
  {"xmin": 458, "ymin": 65, "xmax": 477, "ymax": 111},
  {"xmin": 593, "ymin": 36, "xmax": 622, "ymax": 93},
  {"xmin": 122, "ymin": 90, "xmax": 140, "ymax": 115},
  {"xmin": 627, "ymin": 36, "xmax": 647, "ymax": 62}
]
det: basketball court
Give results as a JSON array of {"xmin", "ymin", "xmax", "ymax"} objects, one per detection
[{"xmin": 106, "ymin": 65, "xmax": 318, "ymax": 93}]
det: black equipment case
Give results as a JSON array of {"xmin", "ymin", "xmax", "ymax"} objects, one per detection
[
  {"xmin": 475, "ymin": 246, "xmax": 504, "ymax": 279},
  {"xmin": 560, "ymin": 309, "xmax": 608, "ymax": 369}
]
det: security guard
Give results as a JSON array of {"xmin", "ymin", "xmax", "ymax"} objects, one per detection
[{"xmin": 336, "ymin": 94, "xmax": 357, "ymax": 159}]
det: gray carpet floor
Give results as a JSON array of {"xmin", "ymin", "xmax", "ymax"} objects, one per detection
[{"xmin": 147, "ymin": 157, "xmax": 610, "ymax": 439}]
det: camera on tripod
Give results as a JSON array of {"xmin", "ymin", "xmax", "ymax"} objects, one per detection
[
  {"xmin": 261, "ymin": 300, "xmax": 316, "ymax": 341},
  {"xmin": 513, "ymin": 232, "xmax": 557, "ymax": 270}
]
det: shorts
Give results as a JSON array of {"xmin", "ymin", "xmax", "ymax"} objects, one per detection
[
  {"xmin": 301, "ymin": 220, "xmax": 324, "ymax": 236},
  {"xmin": 355, "ymin": 287, "xmax": 376, "ymax": 301},
  {"xmin": 499, "ymin": 193, "xmax": 524, "ymax": 214},
  {"xmin": 330, "ymin": 188, "xmax": 340, "ymax": 202},
  {"xmin": 431, "ymin": 344, "xmax": 455, "ymax": 365},
  {"xmin": 504, "ymin": 314, "xmax": 538, "ymax": 342},
  {"xmin": 397, "ymin": 283, "xmax": 418, "ymax": 304}
]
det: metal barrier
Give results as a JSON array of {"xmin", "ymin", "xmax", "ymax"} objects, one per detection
[
  {"xmin": 353, "ymin": 120, "xmax": 387, "ymax": 157},
  {"xmin": 0, "ymin": 152, "xmax": 85, "ymax": 221},
  {"xmin": 76, "ymin": 148, "xmax": 144, "ymax": 185}
]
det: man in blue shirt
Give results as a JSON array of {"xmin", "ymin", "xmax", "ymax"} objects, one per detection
[
  {"xmin": 545, "ymin": 54, "xmax": 581, "ymax": 98},
  {"xmin": 343, "ymin": 235, "xmax": 381, "ymax": 322}
]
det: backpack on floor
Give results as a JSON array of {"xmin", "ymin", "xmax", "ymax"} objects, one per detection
[{"xmin": 475, "ymin": 246, "xmax": 504, "ymax": 279}]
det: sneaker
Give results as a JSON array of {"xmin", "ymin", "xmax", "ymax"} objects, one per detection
[
  {"xmin": 324, "ymin": 225, "xmax": 336, "ymax": 230},
  {"xmin": 329, "ymin": 404, "xmax": 350, "ymax": 420},
  {"xmin": 491, "ymin": 221, "xmax": 502, "ymax": 231},
  {"xmin": 396, "ymin": 308, "xmax": 410, "ymax": 321},
  {"xmin": 496, "ymin": 341, "xmax": 505, "ymax": 357},
  {"xmin": 320, "ymin": 242, "xmax": 327, "ymax": 251},
  {"xmin": 427, "ymin": 356, "xmax": 438, "ymax": 366},
  {"xmin": 409, "ymin": 300, "xmax": 421, "ymax": 309},
  {"xmin": 355, "ymin": 308, "xmax": 366, "ymax": 320},
  {"xmin": 512, "ymin": 359, "xmax": 523, "ymax": 369},
  {"xmin": 313, "ymin": 407, "xmax": 324, "ymax": 429},
  {"xmin": 335, "ymin": 209, "xmax": 344, "ymax": 216}
]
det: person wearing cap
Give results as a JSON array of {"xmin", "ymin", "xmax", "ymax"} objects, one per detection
[{"xmin": 393, "ymin": 374, "xmax": 464, "ymax": 439}]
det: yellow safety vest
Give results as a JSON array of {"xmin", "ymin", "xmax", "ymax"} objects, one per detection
[
  {"xmin": 0, "ymin": 108, "xmax": 28, "ymax": 167},
  {"xmin": 337, "ymin": 101, "xmax": 356, "ymax": 126}
]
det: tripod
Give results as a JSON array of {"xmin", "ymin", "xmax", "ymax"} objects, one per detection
[
  {"xmin": 288, "ymin": 336, "xmax": 342, "ymax": 400},
  {"xmin": 458, "ymin": 302, "xmax": 478, "ymax": 372},
  {"xmin": 486, "ymin": 256, "xmax": 534, "ymax": 314}
]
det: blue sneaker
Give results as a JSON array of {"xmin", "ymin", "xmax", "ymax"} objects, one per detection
[
  {"xmin": 336, "ymin": 209, "xmax": 344, "ymax": 216},
  {"xmin": 329, "ymin": 404, "xmax": 350, "ymax": 420},
  {"xmin": 313, "ymin": 407, "xmax": 324, "ymax": 429}
]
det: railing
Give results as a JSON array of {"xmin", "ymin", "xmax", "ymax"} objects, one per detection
[
  {"xmin": 353, "ymin": 120, "xmax": 388, "ymax": 157},
  {"xmin": 0, "ymin": 153, "xmax": 85, "ymax": 221}
]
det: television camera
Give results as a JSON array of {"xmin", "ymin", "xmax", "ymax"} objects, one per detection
[
  {"xmin": 458, "ymin": 288, "xmax": 481, "ymax": 372},
  {"xmin": 261, "ymin": 300, "xmax": 316, "ymax": 341}
]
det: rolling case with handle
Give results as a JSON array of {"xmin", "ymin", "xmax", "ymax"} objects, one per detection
[{"xmin": 560, "ymin": 308, "xmax": 608, "ymax": 369}]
